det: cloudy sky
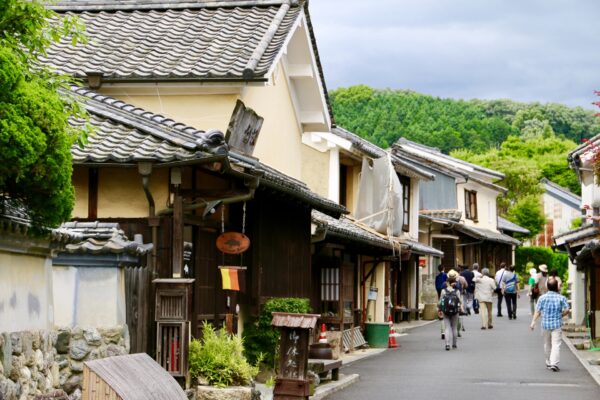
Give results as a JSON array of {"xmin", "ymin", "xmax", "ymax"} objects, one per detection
[{"xmin": 309, "ymin": 0, "xmax": 600, "ymax": 109}]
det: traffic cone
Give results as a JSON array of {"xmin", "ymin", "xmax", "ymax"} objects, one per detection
[
  {"xmin": 388, "ymin": 315, "xmax": 399, "ymax": 348},
  {"xmin": 318, "ymin": 323, "xmax": 328, "ymax": 344}
]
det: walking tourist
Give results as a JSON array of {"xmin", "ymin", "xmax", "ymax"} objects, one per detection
[
  {"xmin": 530, "ymin": 278, "xmax": 570, "ymax": 372},
  {"xmin": 438, "ymin": 273, "xmax": 463, "ymax": 350},
  {"xmin": 528, "ymin": 267, "xmax": 539, "ymax": 315},
  {"xmin": 435, "ymin": 265, "xmax": 448, "ymax": 339},
  {"xmin": 537, "ymin": 264, "xmax": 549, "ymax": 296},
  {"xmin": 471, "ymin": 263, "xmax": 481, "ymax": 314},
  {"xmin": 474, "ymin": 268, "xmax": 497, "ymax": 330},
  {"xmin": 495, "ymin": 262, "xmax": 507, "ymax": 317},
  {"xmin": 460, "ymin": 265, "xmax": 475, "ymax": 315},
  {"xmin": 502, "ymin": 265, "xmax": 520, "ymax": 320},
  {"xmin": 548, "ymin": 269, "xmax": 562, "ymax": 291}
]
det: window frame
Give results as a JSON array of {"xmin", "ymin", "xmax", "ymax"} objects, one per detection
[
  {"xmin": 465, "ymin": 189, "xmax": 478, "ymax": 221},
  {"xmin": 399, "ymin": 175, "xmax": 411, "ymax": 232}
]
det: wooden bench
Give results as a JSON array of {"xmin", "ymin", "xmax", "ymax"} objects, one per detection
[
  {"xmin": 393, "ymin": 307, "xmax": 420, "ymax": 323},
  {"xmin": 308, "ymin": 359, "xmax": 342, "ymax": 381}
]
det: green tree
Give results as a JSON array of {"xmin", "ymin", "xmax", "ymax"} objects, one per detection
[
  {"xmin": 0, "ymin": 0, "xmax": 86, "ymax": 232},
  {"xmin": 506, "ymin": 195, "xmax": 546, "ymax": 237}
]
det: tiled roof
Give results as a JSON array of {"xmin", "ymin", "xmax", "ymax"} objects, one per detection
[
  {"xmin": 53, "ymin": 221, "xmax": 153, "ymax": 255},
  {"xmin": 312, "ymin": 210, "xmax": 396, "ymax": 250},
  {"xmin": 497, "ymin": 216, "xmax": 530, "ymax": 235},
  {"xmin": 541, "ymin": 178, "xmax": 581, "ymax": 210},
  {"xmin": 231, "ymin": 154, "xmax": 347, "ymax": 217},
  {"xmin": 0, "ymin": 196, "xmax": 31, "ymax": 234},
  {"xmin": 312, "ymin": 210, "xmax": 443, "ymax": 256},
  {"xmin": 43, "ymin": 1, "xmax": 303, "ymax": 82},
  {"xmin": 420, "ymin": 209, "xmax": 462, "ymax": 222},
  {"xmin": 68, "ymin": 86, "xmax": 228, "ymax": 164},
  {"xmin": 553, "ymin": 224, "xmax": 599, "ymax": 246},
  {"xmin": 331, "ymin": 127, "xmax": 435, "ymax": 181},
  {"xmin": 453, "ymin": 223, "xmax": 521, "ymax": 246},
  {"xmin": 393, "ymin": 138, "xmax": 505, "ymax": 180}
]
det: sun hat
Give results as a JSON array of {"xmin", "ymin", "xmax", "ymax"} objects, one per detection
[
  {"xmin": 447, "ymin": 269, "xmax": 459, "ymax": 279},
  {"xmin": 539, "ymin": 264, "xmax": 548, "ymax": 273}
]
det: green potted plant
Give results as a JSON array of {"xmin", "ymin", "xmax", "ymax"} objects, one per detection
[{"xmin": 190, "ymin": 322, "xmax": 261, "ymax": 400}]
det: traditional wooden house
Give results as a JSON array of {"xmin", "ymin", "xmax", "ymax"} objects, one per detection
[
  {"xmin": 392, "ymin": 138, "xmax": 521, "ymax": 276},
  {"xmin": 58, "ymin": 87, "xmax": 345, "ymax": 366},
  {"xmin": 553, "ymin": 136, "xmax": 600, "ymax": 334}
]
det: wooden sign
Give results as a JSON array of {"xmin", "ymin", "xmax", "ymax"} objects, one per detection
[
  {"xmin": 216, "ymin": 232, "xmax": 250, "ymax": 254},
  {"xmin": 225, "ymin": 100, "xmax": 264, "ymax": 156}
]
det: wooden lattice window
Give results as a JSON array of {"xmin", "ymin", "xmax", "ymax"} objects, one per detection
[{"xmin": 321, "ymin": 267, "xmax": 340, "ymax": 317}]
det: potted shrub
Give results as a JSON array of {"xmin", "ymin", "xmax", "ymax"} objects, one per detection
[{"xmin": 190, "ymin": 322, "xmax": 260, "ymax": 400}]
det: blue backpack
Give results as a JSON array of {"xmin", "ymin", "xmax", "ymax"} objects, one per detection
[{"xmin": 504, "ymin": 275, "xmax": 517, "ymax": 293}]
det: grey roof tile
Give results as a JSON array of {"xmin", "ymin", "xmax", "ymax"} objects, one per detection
[
  {"xmin": 42, "ymin": 2, "xmax": 302, "ymax": 81},
  {"xmin": 497, "ymin": 216, "xmax": 530, "ymax": 235},
  {"xmin": 453, "ymin": 223, "xmax": 521, "ymax": 246},
  {"xmin": 68, "ymin": 86, "xmax": 228, "ymax": 163}
]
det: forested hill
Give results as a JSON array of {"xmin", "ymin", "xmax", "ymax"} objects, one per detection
[{"xmin": 329, "ymin": 85, "xmax": 600, "ymax": 153}]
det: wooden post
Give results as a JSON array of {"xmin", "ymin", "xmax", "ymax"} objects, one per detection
[{"xmin": 172, "ymin": 188, "xmax": 183, "ymax": 278}]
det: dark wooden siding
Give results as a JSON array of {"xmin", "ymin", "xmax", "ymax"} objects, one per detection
[
  {"xmin": 125, "ymin": 266, "xmax": 152, "ymax": 354},
  {"xmin": 252, "ymin": 190, "xmax": 312, "ymax": 302}
]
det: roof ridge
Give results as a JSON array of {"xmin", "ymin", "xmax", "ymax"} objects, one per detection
[
  {"xmin": 541, "ymin": 178, "xmax": 581, "ymax": 199},
  {"xmin": 50, "ymin": 0, "xmax": 296, "ymax": 12},
  {"xmin": 69, "ymin": 86, "xmax": 207, "ymax": 150}
]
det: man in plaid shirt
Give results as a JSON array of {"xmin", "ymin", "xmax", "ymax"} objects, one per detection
[{"xmin": 530, "ymin": 278, "xmax": 570, "ymax": 371}]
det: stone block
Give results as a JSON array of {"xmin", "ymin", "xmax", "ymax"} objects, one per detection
[
  {"xmin": 71, "ymin": 328, "xmax": 83, "ymax": 341},
  {"xmin": 62, "ymin": 373, "xmax": 82, "ymax": 394},
  {"xmin": 196, "ymin": 386, "xmax": 252, "ymax": 400},
  {"xmin": 326, "ymin": 331, "xmax": 342, "ymax": 360},
  {"xmin": 0, "ymin": 376, "xmax": 19, "ymax": 400},
  {"xmin": 83, "ymin": 329, "xmax": 101, "ymax": 347},
  {"xmin": 69, "ymin": 361, "xmax": 83, "ymax": 373},
  {"xmin": 10, "ymin": 332, "xmax": 23, "ymax": 355},
  {"xmin": 34, "ymin": 350, "xmax": 44, "ymax": 370},
  {"xmin": 105, "ymin": 344, "xmax": 125, "ymax": 358},
  {"xmin": 51, "ymin": 363, "xmax": 60, "ymax": 388},
  {"xmin": 68, "ymin": 341, "xmax": 90, "ymax": 361},
  {"xmin": 2, "ymin": 332, "xmax": 12, "ymax": 378},
  {"xmin": 31, "ymin": 332, "xmax": 41, "ymax": 351},
  {"xmin": 9, "ymin": 355, "xmax": 25, "ymax": 381},
  {"xmin": 99, "ymin": 327, "xmax": 123, "ymax": 345},
  {"xmin": 55, "ymin": 331, "xmax": 70, "ymax": 355}
]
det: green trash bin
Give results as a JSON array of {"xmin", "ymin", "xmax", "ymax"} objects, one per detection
[{"xmin": 364, "ymin": 322, "xmax": 390, "ymax": 348}]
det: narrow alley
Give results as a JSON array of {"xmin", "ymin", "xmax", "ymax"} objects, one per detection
[{"xmin": 328, "ymin": 298, "xmax": 600, "ymax": 400}]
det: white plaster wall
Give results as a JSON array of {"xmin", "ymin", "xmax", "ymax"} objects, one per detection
[
  {"xmin": 53, "ymin": 267, "xmax": 126, "ymax": 328},
  {"xmin": 0, "ymin": 252, "xmax": 53, "ymax": 332},
  {"xmin": 408, "ymin": 177, "xmax": 420, "ymax": 240},
  {"xmin": 542, "ymin": 192, "xmax": 580, "ymax": 235},
  {"xmin": 568, "ymin": 261, "xmax": 586, "ymax": 325},
  {"xmin": 457, "ymin": 183, "xmax": 499, "ymax": 230}
]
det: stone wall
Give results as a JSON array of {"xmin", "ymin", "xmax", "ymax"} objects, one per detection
[{"xmin": 0, "ymin": 326, "xmax": 129, "ymax": 400}]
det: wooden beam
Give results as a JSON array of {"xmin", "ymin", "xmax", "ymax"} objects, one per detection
[
  {"xmin": 172, "ymin": 189, "xmax": 183, "ymax": 278},
  {"xmin": 88, "ymin": 168, "xmax": 98, "ymax": 220}
]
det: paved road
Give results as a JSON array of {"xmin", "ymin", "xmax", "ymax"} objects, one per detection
[{"xmin": 329, "ymin": 295, "xmax": 600, "ymax": 400}]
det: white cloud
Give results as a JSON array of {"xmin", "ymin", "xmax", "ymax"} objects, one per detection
[{"xmin": 309, "ymin": 0, "xmax": 600, "ymax": 108}]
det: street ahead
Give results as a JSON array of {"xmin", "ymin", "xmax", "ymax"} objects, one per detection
[{"xmin": 329, "ymin": 297, "xmax": 600, "ymax": 400}]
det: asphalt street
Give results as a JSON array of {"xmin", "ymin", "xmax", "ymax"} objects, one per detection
[{"xmin": 328, "ymin": 295, "xmax": 600, "ymax": 400}]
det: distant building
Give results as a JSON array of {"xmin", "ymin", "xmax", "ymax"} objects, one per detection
[{"xmin": 534, "ymin": 178, "xmax": 581, "ymax": 247}]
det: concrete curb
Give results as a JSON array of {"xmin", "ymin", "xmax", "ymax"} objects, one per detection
[
  {"xmin": 563, "ymin": 334, "xmax": 600, "ymax": 387},
  {"xmin": 311, "ymin": 374, "xmax": 360, "ymax": 400}
]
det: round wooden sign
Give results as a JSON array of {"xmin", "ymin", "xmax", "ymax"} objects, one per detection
[{"xmin": 216, "ymin": 232, "xmax": 251, "ymax": 254}]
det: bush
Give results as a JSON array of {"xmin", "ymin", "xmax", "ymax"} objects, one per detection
[
  {"xmin": 515, "ymin": 246, "xmax": 568, "ymax": 283},
  {"xmin": 243, "ymin": 297, "xmax": 311, "ymax": 367},
  {"xmin": 189, "ymin": 322, "xmax": 259, "ymax": 388}
]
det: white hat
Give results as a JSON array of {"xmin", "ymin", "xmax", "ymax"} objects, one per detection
[{"xmin": 539, "ymin": 264, "xmax": 548, "ymax": 273}]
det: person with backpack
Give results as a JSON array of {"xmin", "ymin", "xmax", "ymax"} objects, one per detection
[
  {"xmin": 438, "ymin": 271, "xmax": 463, "ymax": 350},
  {"xmin": 474, "ymin": 268, "xmax": 497, "ymax": 330},
  {"xmin": 502, "ymin": 265, "xmax": 520, "ymax": 320},
  {"xmin": 528, "ymin": 267, "xmax": 540, "ymax": 315},
  {"xmin": 435, "ymin": 265, "xmax": 448, "ymax": 339}
]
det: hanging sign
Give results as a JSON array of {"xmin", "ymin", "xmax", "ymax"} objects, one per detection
[{"xmin": 216, "ymin": 232, "xmax": 251, "ymax": 254}]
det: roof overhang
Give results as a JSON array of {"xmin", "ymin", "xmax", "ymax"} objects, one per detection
[{"xmin": 452, "ymin": 223, "xmax": 521, "ymax": 246}]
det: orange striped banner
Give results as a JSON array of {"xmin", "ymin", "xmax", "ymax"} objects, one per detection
[{"xmin": 219, "ymin": 266, "xmax": 246, "ymax": 291}]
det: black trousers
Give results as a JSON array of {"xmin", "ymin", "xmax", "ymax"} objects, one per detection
[
  {"xmin": 504, "ymin": 292, "xmax": 517, "ymax": 318},
  {"xmin": 496, "ymin": 290, "xmax": 504, "ymax": 315}
]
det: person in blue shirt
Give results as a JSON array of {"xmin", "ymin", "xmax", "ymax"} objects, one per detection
[
  {"xmin": 435, "ymin": 265, "xmax": 448, "ymax": 339},
  {"xmin": 530, "ymin": 278, "xmax": 570, "ymax": 372}
]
